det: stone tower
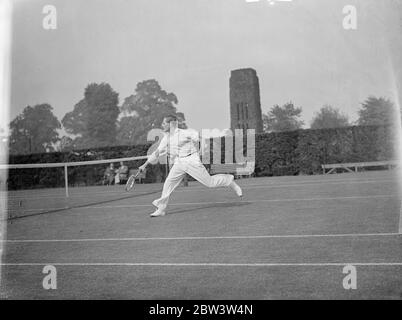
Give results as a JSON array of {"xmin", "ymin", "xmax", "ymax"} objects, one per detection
[{"xmin": 229, "ymin": 68, "xmax": 263, "ymax": 133}]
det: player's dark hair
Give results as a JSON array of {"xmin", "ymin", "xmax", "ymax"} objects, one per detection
[{"xmin": 164, "ymin": 114, "xmax": 178, "ymax": 123}]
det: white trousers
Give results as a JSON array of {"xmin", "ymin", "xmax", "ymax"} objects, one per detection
[{"xmin": 152, "ymin": 153, "xmax": 234, "ymax": 210}]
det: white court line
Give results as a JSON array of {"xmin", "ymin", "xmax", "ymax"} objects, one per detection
[
  {"xmin": 2, "ymin": 232, "xmax": 401, "ymax": 243},
  {"xmin": 235, "ymin": 179, "xmax": 395, "ymax": 191},
  {"xmin": 78, "ymin": 194, "xmax": 401, "ymax": 209},
  {"xmin": 4, "ymin": 178, "xmax": 397, "ymax": 201},
  {"xmin": 1, "ymin": 262, "xmax": 402, "ymax": 267},
  {"xmin": 5, "ymin": 194, "xmax": 399, "ymax": 213}
]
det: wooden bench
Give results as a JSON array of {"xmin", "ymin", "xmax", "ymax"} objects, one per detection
[
  {"xmin": 210, "ymin": 161, "xmax": 255, "ymax": 179},
  {"xmin": 322, "ymin": 160, "xmax": 399, "ymax": 174}
]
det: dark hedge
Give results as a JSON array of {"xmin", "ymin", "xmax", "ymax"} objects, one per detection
[{"xmin": 293, "ymin": 125, "xmax": 397, "ymax": 175}]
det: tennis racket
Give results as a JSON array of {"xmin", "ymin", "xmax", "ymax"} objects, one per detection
[{"xmin": 125, "ymin": 170, "xmax": 142, "ymax": 192}]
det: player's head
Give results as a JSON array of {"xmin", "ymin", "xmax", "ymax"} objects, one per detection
[{"xmin": 161, "ymin": 115, "xmax": 178, "ymax": 132}]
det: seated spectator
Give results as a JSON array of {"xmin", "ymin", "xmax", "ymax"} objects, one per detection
[
  {"xmin": 103, "ymin": 163, "xmax": 116, "ymax": 186},
  {"xmin": 116, "ymin": 161, "xmax": 129, "ymax": 184}
]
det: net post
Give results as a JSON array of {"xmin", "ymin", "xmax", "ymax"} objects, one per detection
[{"xmin": 64, "ymin": 165, "xmax": 69, "ymax": 197}]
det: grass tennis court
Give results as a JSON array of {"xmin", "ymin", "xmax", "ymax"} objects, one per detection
[{"xmin": 1, "ymin": 170, "xmax": 401, "ymax": 299}]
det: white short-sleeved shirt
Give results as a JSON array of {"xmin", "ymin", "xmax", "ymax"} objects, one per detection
[{"xmin": 148, "ymin": 128, "xmax": 200, "ymax": 164}]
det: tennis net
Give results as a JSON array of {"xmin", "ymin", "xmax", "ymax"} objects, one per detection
[
  {"xmin": 0, "ymin": 155, "xmax": 150, "ymax": 197},
  {"xmin": 0, "ymin": 155, "xmax": 172, "ymax": 220}
]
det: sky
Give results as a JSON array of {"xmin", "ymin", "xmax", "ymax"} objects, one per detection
[{"xmin": 7, "ymin": 0, "xmax": 402, "ymax": 133}]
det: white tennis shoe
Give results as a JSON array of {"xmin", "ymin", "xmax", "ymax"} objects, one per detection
[
  {"xmin": 150, "ymin": 208, "xmax": 166, "ymax": 217},
  {"xmin": 229, "ymin": 181, "xmax": 243, "ymax": 197}
]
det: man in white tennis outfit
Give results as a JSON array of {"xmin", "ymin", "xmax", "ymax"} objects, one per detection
[{"xmin": 138, "ymin": 115, "xmax": 243, "ymax": 217}]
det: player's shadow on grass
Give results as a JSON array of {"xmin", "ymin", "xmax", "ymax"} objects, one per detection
[
  {"xmin": 7, "ymin": 189, "xmax": 162, "ymax": 221},
  {"xmin": 167, "ymin": 201, "xmax": 251, "ymax": 216}
]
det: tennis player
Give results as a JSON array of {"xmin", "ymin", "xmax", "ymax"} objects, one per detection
[{"xmin": 138, "ymin": 115, "xmax": 243, "ymax": 217}]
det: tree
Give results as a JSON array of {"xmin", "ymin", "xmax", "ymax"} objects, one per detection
[
  {"xmin": 310, "ymin": 105, "xmax": 350, "ymax": 129},
  {"xmin": 116, "ymin": 79, "xmax": 186, "ymax": 145},
  {"xmin": 357, "ymin": 96, "xmax": 398, "ymax": 126},
  {"xmin": 263, "ymin": 102, "xmax": 304, "ymax": 132},
  {"xmin": 9, "ymin": 104, "xmax": 61, "ymax": 155},
  {"xmin": 62, "ymin": 83, "xmax": 119, "ymax": 149},
  {"xmin": 0, "ymin": 127, "xmax": 7, "ymax": 159},
  {"xmin": 59, "ymin": 136, "xmax": 74, "ymax": 152}
]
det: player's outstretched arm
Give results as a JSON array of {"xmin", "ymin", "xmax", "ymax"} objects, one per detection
[
  {"xmin": 138, "ymin": 150, "xmax": 159, "ymax": 172},
  {"xmin": 139, "ymin": 134, "xmax": 168, "ymax": 171}
]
